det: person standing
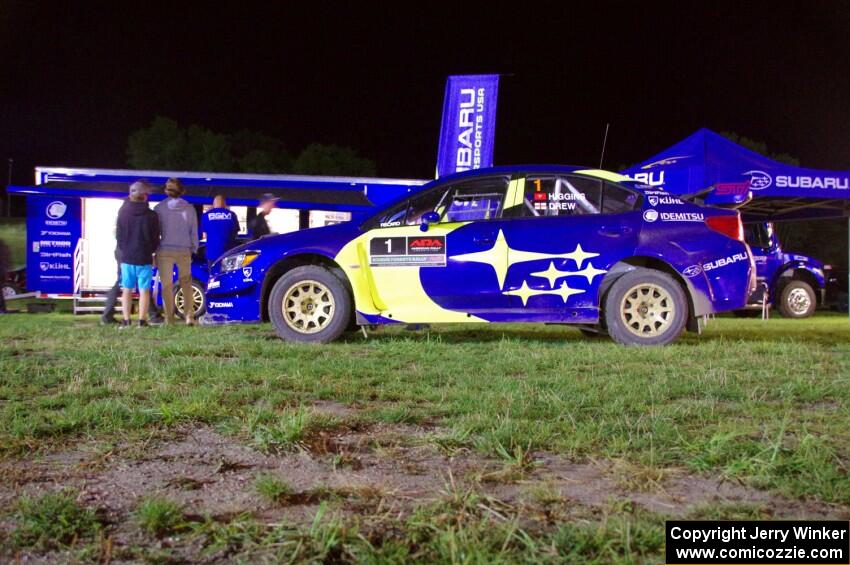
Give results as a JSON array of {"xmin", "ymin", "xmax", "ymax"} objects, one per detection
[
  {"xmin": 116, "ymin": 180, "xmax": 160, "ymax": 328},
  {"xmin": 99, "ymin": 248, "xmax": 123, "ymax": 325},
  {"xmin": 103, "ymin": 199, "xmax": 165, "ymax": 325},
  {"xmin": 155, "ymin": 178, "xmax": 199, "ymax": 325},
  {"xmin": 249, "ymin": 193, "xmax": 278, "ymax": 240},
  {"xmin": 201, "ymin": 194, "xmax": 240, "ymax": 267}
]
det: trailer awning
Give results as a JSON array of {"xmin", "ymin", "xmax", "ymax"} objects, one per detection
[
  {"xmin": 621, "ymin": 128, "xmax": 850, "ymax": 221},
  {"xmin": 8, "ymin": 180, "xmax": 375, "ymax": 212}
]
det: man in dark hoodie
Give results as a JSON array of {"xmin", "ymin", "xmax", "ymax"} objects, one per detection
[
  {"xmin": 116, "ymin": 180, "xmax": 160, "ymax": 328},
  {"xmin": 155, "ymin": 178, "xmax": 199, "ymax": 325}
]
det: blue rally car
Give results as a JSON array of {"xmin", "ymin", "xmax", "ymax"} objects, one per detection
[{"xmin": 205, "ymin": 167, "xmax": 756, "ymax": 346}]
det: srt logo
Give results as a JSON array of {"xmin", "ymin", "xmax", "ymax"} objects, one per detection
[{"xmin": 744, "ymin": 170, "xmax": 772, "ymax": 190}]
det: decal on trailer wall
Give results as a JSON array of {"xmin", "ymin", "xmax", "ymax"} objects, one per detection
[
  {"xmin": 26, "ymin": 195, "xmax": 82, "ymax": 294},
  {"xmin": 369, "ymin": 236, "xmax": 446, "ymax": 267}
]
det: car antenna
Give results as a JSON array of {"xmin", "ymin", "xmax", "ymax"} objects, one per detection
[{"xmin": 598, "ymin": 123, "xmax": 610, "ymax": 169}]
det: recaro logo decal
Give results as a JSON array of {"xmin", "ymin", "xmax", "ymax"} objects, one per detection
[
  {"xmin": 642, "ymin": 209, "xmax": 659, "ymax": 223},
  {"xmin": 682, "ymin": 265, "xmax": 703, "ymax": 278},
  {"xmin": 743, "ymin": 170, "xmax": 772, "ymax": 190}
]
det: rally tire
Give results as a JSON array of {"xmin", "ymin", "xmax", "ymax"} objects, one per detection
[
  {"xmin": 269, "ymin": 265, "xmax": 351, "ymax": 343},
  {"xmin": 603, "ymin": 268, "xmax": 688, "ymax": 346},
  {"xmin": 174, "ymin": 279, "xmax": 207, "ymax": 319},
  {"xmin": 777, "ymin": 280, "xmax": 816, "ymax": 318}
]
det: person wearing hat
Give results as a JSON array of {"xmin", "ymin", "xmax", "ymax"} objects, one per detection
[
  {"xmin": 154, "ymin": 178, "xmax": 199, "ymax": 325},
  {"xmin": 116, "ymin": 180, "xmax": 160, "ymax": 328},
  {"xmin": 249, "ymin": 193, "xmax": 278, "ymax": 240}
]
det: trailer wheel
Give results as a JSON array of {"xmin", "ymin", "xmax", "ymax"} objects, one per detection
[
  {"xmin": 174, "ymin": 279, "xmax": 207, "ymax": 318},
  {"xmin": 777, "ymin": 280, "xmax": 815, "ymax": 318},
  {"xmin": 604, "ymin": 268, "xmax": 688, "ymax": 346},
  {"xmin": 269, "ymin": 265, "xmax": 351, "ymax": 343},
  {"xmin": 1, "ymin": 283, "xmax": 20, "ymax": 299}
]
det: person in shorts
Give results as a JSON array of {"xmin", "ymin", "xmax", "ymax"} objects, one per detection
[{"xmin": 116, "ymin": 180, "xmax": 160, "ymax": 328}]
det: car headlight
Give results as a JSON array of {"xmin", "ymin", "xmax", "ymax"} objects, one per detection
[{"xmin": 220, "ymin": 251, "xmax": 260, "ymax": 273}]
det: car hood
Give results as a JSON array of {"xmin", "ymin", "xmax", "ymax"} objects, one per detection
[{"xmin": 225, "ymin": 221, "xmax": 363, "ymax": 258}]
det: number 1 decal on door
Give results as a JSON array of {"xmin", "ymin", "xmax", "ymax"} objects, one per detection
[{"xmin": 369, "ymin": 236, "xmax": 446, "ymax": 267}]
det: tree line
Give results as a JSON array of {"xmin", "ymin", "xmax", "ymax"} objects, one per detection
[{"xmin": 127, "ymin": 117, "xmax": 376, "ymax": 176}]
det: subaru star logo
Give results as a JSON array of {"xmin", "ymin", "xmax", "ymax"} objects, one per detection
[
  {"xmin": 46, "ymin": 201, "xmax": 67, "ymax": 219},
  {"xmin": 642, "ymin": 209, "xmax": 659, "ymax": 222},
  {"xmin": 242, "ymin": 267, "xmax": 252, "ymax": 279},
  {"xmin": 743, "ymin": 170, "xmax": 772, "ymax": 191},
  {"xmin": 682, "ymin": 265, "xmax": 703, "ymax": 278}
]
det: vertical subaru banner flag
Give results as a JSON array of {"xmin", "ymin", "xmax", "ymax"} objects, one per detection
[{"xmin": 436, "ymin": 74, "xmax": 500, "ymax": 178}]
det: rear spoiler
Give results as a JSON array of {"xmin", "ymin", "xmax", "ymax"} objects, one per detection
[{"xmin": 679, "ymin": 184, "xmax": 753, "ymax": 209}]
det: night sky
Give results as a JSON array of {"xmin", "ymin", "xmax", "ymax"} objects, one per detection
[{"xmin": 1, "ymin": 2, "xmax": 848, "ymax": 186}]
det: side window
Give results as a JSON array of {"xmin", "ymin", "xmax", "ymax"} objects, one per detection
[
  {"xmin": 440, "ymin": 176, "xmax": 510, "ymax": 222},
  {"xmin": 405, "ymin": 187, "xmax": 451, "ymax": 225},
  {"xmin": 372, "ymin": 199, "xmax": 411, "ymax": 228},
  {"xmin": 744, "ymin": 223, "xmax": 769, "ymax": 248},
  {"xmin": 601, "ymin": 182, "xmax": 642, "ymax": 214},
  {"xmin": 510, "ymin": 175, "xmax": 602, "ymax": 217}
]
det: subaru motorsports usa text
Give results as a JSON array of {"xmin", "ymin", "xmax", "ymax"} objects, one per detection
[{"xmin": 205, "ymin": 167, "xmax": 756, "ymax": 346}]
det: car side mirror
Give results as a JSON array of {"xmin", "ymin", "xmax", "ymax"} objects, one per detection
[{"xmin": 420, "ymin": 211, "xmax": 441, "ymax": 232}]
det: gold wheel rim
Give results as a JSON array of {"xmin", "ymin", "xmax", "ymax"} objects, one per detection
[
  {"xmin": 619, "ymin": 283, "xmax": 675, "ymax": 338},
  {"xmin": 175, "ymin": 285, "xmax": 204, "ymax": 315},
  {"xmin": 282, "ymin": 279, "xmax": 335, "ymax": 334}
]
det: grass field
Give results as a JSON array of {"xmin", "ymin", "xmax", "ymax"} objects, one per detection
[{"xmin": 1, "ymin": 313, "xmax": 848, "ymax": 562}]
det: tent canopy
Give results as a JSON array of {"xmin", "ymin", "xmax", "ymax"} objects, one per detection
[{"xmin": 622, "ymin": 128, "xmax": 850, "ymax": 221}]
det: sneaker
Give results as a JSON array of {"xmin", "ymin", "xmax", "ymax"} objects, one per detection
[
  {"xmin": 118, "ymin": 320, "xmax": 131, "ymax": 329},
  {"xmin": 138, "ymin": 320, "xmax": 149, "ymax": 328},
  {"xmin": 100, "ymin": 316, "xmax": 118, "ymax": 326}
]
